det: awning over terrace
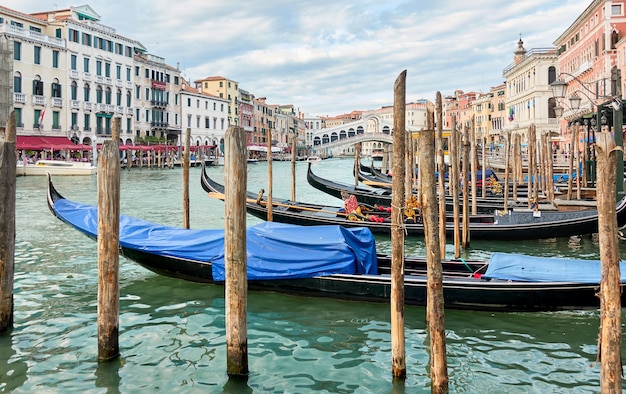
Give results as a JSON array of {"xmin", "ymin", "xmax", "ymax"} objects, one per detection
[{"xmin": 16, "ymin": 136, "xmax": 91, "ymax": 151}]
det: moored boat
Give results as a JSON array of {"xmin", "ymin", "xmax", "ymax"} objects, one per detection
[
  {"xmin": 16, "ymin": 159, "xmax": 96, "ymax": 176},
  {"xmin": 47, "ymin": 173, "xmax": 626, "ymax": 311},
  {"xmin": 202, "ymin": 164, "xmax": 626, "ymax": 241}
]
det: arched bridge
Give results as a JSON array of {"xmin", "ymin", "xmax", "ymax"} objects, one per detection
[{"xmin": 310, "ymin": 115, "xmax": 402, "ymax": 149}]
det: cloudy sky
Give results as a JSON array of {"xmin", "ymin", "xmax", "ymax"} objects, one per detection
[{"xmin": 8, "ymin": 1, "xmax": 590, "ymax": 116}]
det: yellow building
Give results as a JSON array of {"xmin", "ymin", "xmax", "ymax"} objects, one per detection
[{"xmin": 194, "ymin": 76, "xmax": 239, "ymax": 126}]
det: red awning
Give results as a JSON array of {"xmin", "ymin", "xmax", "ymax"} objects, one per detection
[{"xmin": 16, "ymin": 136, "xmax": 91, "ymax": 151}]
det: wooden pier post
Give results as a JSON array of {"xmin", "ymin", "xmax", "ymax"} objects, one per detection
[
  {"xmin": 0, "ymin": 111, "xmax": 16, "ymax": 333},
  {"xmin": 418, "ymin": 100, "xmax": 449, "ymax": 394},
  {"xmin": 390, "ymin": 70, "xmax": 406, "ymax": 380},
  {"xmin": 224, "ymin": 126, "xmax": 248, "ymax": 377},
  {"xmin": 354, "ymin": 143, "xmax": 361, "ymax": 188},
  {"xmin": 97, "ymin": 117, "xmax": 121, "ymax": 361},
  {"xmin": 470, "ymin": 115, "xmax": 477, "ymax": 215},
  {"xmin": 450, "ymin": 117, "xmax": 461, "ymax": 258},
  {"xmin": 183, "ymin": 128, "xmax": 191, "ymax": 229},
  {"xmin": 462, "ymin": 129, "xmax": 470, "ymax": 248},
  {"xmin": 267, "ymin": 128, "xmax": 273, "ymax": 222},
  {"xmin": 291, "ymin": 134, "xmax": 296, "ymax": 201},
  {"xmin": 503, "ymin": 131, "xmax": 510, "ymax": 210},
  {"xmin": 594, "ymin": 132, "xmax": 622, "ymax": 392},
  {"xmin": 435, "ymin": 92, "xmax": 446, "ymax": 257}
]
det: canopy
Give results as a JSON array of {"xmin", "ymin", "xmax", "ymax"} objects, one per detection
[
  {"xmin": 52, "ymin": 197, "xmax": 378, "ymax": 281},
  {"xmin": 17, "ymin": 136, "xmax": 91, "ymax": 151},
  {"xmin": 483, "ymin": 252, "xmax": 626, "ymax": 283}
]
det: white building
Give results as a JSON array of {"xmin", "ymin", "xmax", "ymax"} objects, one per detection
[
  {"xmin": 502, "ymin": 39, "xmax": 559, "ymax": 142},
  {"xmin": 180, "ymin": 80, "xmax": 229, "ymax": 154}
]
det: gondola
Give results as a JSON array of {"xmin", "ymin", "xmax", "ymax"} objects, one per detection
[
  {"xmin": 47, "ymin": 174, "xmax": 626, "ymax": 311},
  {"xmin": 307, "ymin": 163, "xmax": 517, "ymax": 214},
  {"xmin": 202, "ymin": 164, "xmax": 626, "ymax": 241}
]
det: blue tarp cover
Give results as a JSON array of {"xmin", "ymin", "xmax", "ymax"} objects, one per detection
[
  {"xmin": 483, "ymin": 252, "xmax": 626, "ymax": 283},
  {"xmin": 53, "ymin": 198, "xmax": 378, "ymax": 281}
]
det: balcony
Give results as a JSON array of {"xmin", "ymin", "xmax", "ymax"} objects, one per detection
[
  {"xmin": 96, "ymin": 103, "xmax": 106, "ymax": 112},
  {"xmin": 83, "ymin": 127, "xmax": 91, "ymax": 132},
  {"xmin": 84, "ymin": 102, "xmax": 93, "ymax": 111},
  {"xmin": 0, "ymin": 24, "xmax": 65, "ymax": 48},
  {"xmin": 116, "ymin": 106, "xmax": 124, "ymax": 114},
  {"xmin": 14, "ymin": 92, "xmax": 27, "ymax": 104},
  {"xmin": 105, "ymin": 77, "xmax": 113, "ymax": 86},
  {"xmin": 116, "ymin": 79, "xmax": 123, "ymax": 87},
  {"xmin": 150, "ymin": 100, "xmax": 168, "ymax": 108},
  {"xmin": 52, "ymin": 124, "xmax": 61, "ymax": 130},
  {"xmin": 126, "ymin": 107, "xmax": 134, "ymax": 115},
  {"xmin": 126, "ymin": 81, "xmax": 133, "ymax": 89},
  {"xmin": 32, "ymin": 95, "xmax": 46, "ymax": 106},
  {"xmin": 70, "ymin": 70, "xmax": 79, "ymax": 79},
  {"xmin": 106, "ymin": 104, "xmax": 116, "ymax": 113},
  {"xmin": 96, "ymin": 75, "xmax": 105, "ymax": 84},
  {"xmin": 52, "ymin": 97, "xmax": 63, "ymax": 107},
  {"xmin": 84, "ymin": 73, "xmax": 92, "ymax": 82},
  {"xmin": 16, "ymin": 123, "xmax": 24, "ymax": 129},
  {"xmin": 71, "ymin": 100, "xmax": 81, "ymax": 110},
  {"xmin": 150, "ymin": 121, "xmax": 169, "ymax": 129}
]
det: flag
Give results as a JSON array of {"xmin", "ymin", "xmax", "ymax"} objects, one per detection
[{"xmin": 38, "ymin": 108, "xmax": 46, "ymax": 131}]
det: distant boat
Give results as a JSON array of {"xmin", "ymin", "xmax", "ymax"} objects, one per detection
[
  {"xmin": 16, "ymin": 159, "xmax": 96, "ymax": 176},
  {"xmin": 306, "ymin": 155, "xmax": 322, "ymax": 163}
]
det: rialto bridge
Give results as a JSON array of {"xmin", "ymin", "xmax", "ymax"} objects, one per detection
[{"xmin": 307, "ymin": 115, "xmax": 419, "ymax": 157}]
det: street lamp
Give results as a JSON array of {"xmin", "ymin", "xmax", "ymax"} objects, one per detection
[{"xmin": 550, "ymin": 71, "xmax": 624, "ymax": 198}]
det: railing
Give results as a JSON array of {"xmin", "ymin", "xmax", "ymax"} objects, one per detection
[
  {"xmin": 0, "ymin": 24, "xmax": 65, "ymax": 47},
  {"xmin": 315, "ymin": 132, "xmax": 394, "ymax": 149},
  {"xmin": 70, "ymin": 70, "xmax": 80, "ymax": 79},
  {"xmin": 84, "ymin": 102, "xmax": 93, "ymax": 111},
  {"xmin": 32, "ymin": 95, "xmax": 46, "ymax": 106},
  {"xmin": 84, "ymin": 73, "xmax": 92, "ymax": 82},
  {"xmin": 52, "ymin": 97, "xmax": 63, "ymax": 107},
  {"xmin": 71, "ymin": 100, "xmax": 81, "ymax": 109},
  {"xmin": 14, "ymin": 93, "xmax": 27, "ymax": 104}
]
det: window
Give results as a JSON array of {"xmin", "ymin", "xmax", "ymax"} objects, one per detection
[
  {"xmin": 13, "ymin": 72, "xmax": 21, "ymax": 93},
  {"xmin": 205, "ymin": 117, "xmax": 210, "ymax": 128},
  {"xmin": 84, "ymin": 84, "xmax": 90, "ymax": 101},
  {"xmin": 34, "ymin": 46, "xmax": 41, "ymax": 65},
  {"xmin": 126, "ymin": 91, "xmax": 131, "ymax": 107},
  {"xmin": 82, "ymin": 33, "xmax": 91, "ymax": 46},
  {"xmin": 145, "ymin": 109, "xmax": 149, "ymax": 122},
  {"xmin": 187, "ymin": 114, "xmax": 192, "ymax": 127},
  {"xmin": 68, "ymin": 28, "xmax": 79, "ymax": 43},
  {"xmin": 71, "ymin": 112, "xmax": 77, "ymax": 128},
  {"xmin": 197, "ymin": 116, "xmax": 200, "ymax": 128},
  {"xmin": 51, "ymin": 80, "xmax": 62, "ymax": 98},
  {"xmin": 52, "ymin": 111, "xmax": 60, "ymax": 129},
  {"xmin": 10, "ymin": 21, "xmax": 23, "ymax": 28},
  {"xmin": 15, "ymin": 108, "xmax": 22, "ymax": 127},
  {"xmin": 105, "ymin": 88, "xmax": 111, "ymax": 104},
  {"xmin": 34, "ymin": 109, "xmax": 41, "ymax": 128},
  {"xmin": 14, "ymin": 41, "xmax": 21, "ymax": 61},
  {"xmin": 84, "ymin": 114, "xmax": 90, "ymax": 130},
  {"xmin": 32, "ymin": 79, "xmax": 44, "ymax": 96},
  {"xmin": 135, "ymin": 85, "xmax": 140, "ymax": 99},
  {"xmin": 55, "ymin": 28, "xmax": 61, "ymax": 38},
  {"xmin": 116, "ymin": 89, "xmax": 122, "ymax": 105},
  {"xmin": 136, "ymin": 108, "xmax": 140, "ymax": 119},
  {"xmin": 145, "ymin": 88, "xmax": 149, "ymax": 99},
  {"xmin": 71, "ymin": 81, "xmax": 77, "ymax": 100},
  {"xmin": 135, "ymin": 66, "xmax": 139, "ymax": 76},
  {"xmin": 126, "ymin": 67, "xmax": 131, "ymax": 81},
  {"xmin": 116, "ymin": 65, "xmax": 121, "ymax": 80},
  {"xmin": 96, "ymin": 61, "xmax": 102, "ymax": 76},
  {"xmin": 84, "ymin": 57, "xmax": 90, "ymax": 73},
  {"xmin": 52, "ymin": 50, "xmax": 59, "ymax": 68},
  {"xmin": 96, "ymin": 86, "xmax": 103, "ymax": 103},
  {"xmin": 127, "ymin": 118, "xmax": 131, "ymax": 133},
  {"xmin": 70, "ymin": 54, "xmax": 77, "ymax": 70},
  {"xmin": 612, "ymin": 4, "xmax": 623, "ymax": 16},
  {"xmin": 105, "ymin": 62, "xmax": 111, "ymax": 78}
]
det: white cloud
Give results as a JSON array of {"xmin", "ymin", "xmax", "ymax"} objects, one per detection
[{"xmin": 6, "ymin": 0, "xmax": 590, "ymax": 115}]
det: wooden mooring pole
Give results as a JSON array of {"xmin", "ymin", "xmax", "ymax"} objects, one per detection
[
  {"xmin": 224, "ymin": 126, "xmax": 248, "ymax": 377},
  {"xmin": 390, "ymin": 70, "xmax": 406, "ymax": 379},
  {"xmin": 594, "ymin": 132, "xmax": 622, "ymax": 392},
  {"xmin": 97, "ymin": 117, "xmax": 121, "ymax": 361},
  {"xmin": 435, "ymin": 92, "xmax": 446, "ymax": 258},
  {"xmin": 419, "ymin": 101, "xmax": 449, "ymax": 393},
  {"xmin": 267, "ymin": 128, "xmax": 273, "ymax": 222},
  {"xmin": 291, "ymin": 134, "xmax": 297, "ymax": 201},
  {"xmin": 183, "ymin": 128, "xmax": 191, "ymax": 229},
  {"xmin": 0, "ymin": 111, "xmax": 16, "ymax": 333}
]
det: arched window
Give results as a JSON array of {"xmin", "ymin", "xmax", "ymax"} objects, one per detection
[
  {"xmin": 84, "ymin": 83, "xmax": 90, "ymax": 101},
  {"xmin": 13, "ymin": 71, "xmax": 21, "ymax": 93},
  {"xmin": 51, "ymin": 78, "xmax": 62, "ymax": 98},
  {"xmin": 96, "ymin": 85, "xmax": 103, "ymax": 103},
  {"xmin": 71, "ymin": 81, "xmax": 78, "ymax": 100},
  {"xmin": 548, "ymin": 66, "xmax": 556, "ymax": 85}
]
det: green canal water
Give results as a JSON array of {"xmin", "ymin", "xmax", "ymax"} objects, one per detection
[{"xmin": 2, "ymin": 158, "xmax": 625, "ymax": 393}]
